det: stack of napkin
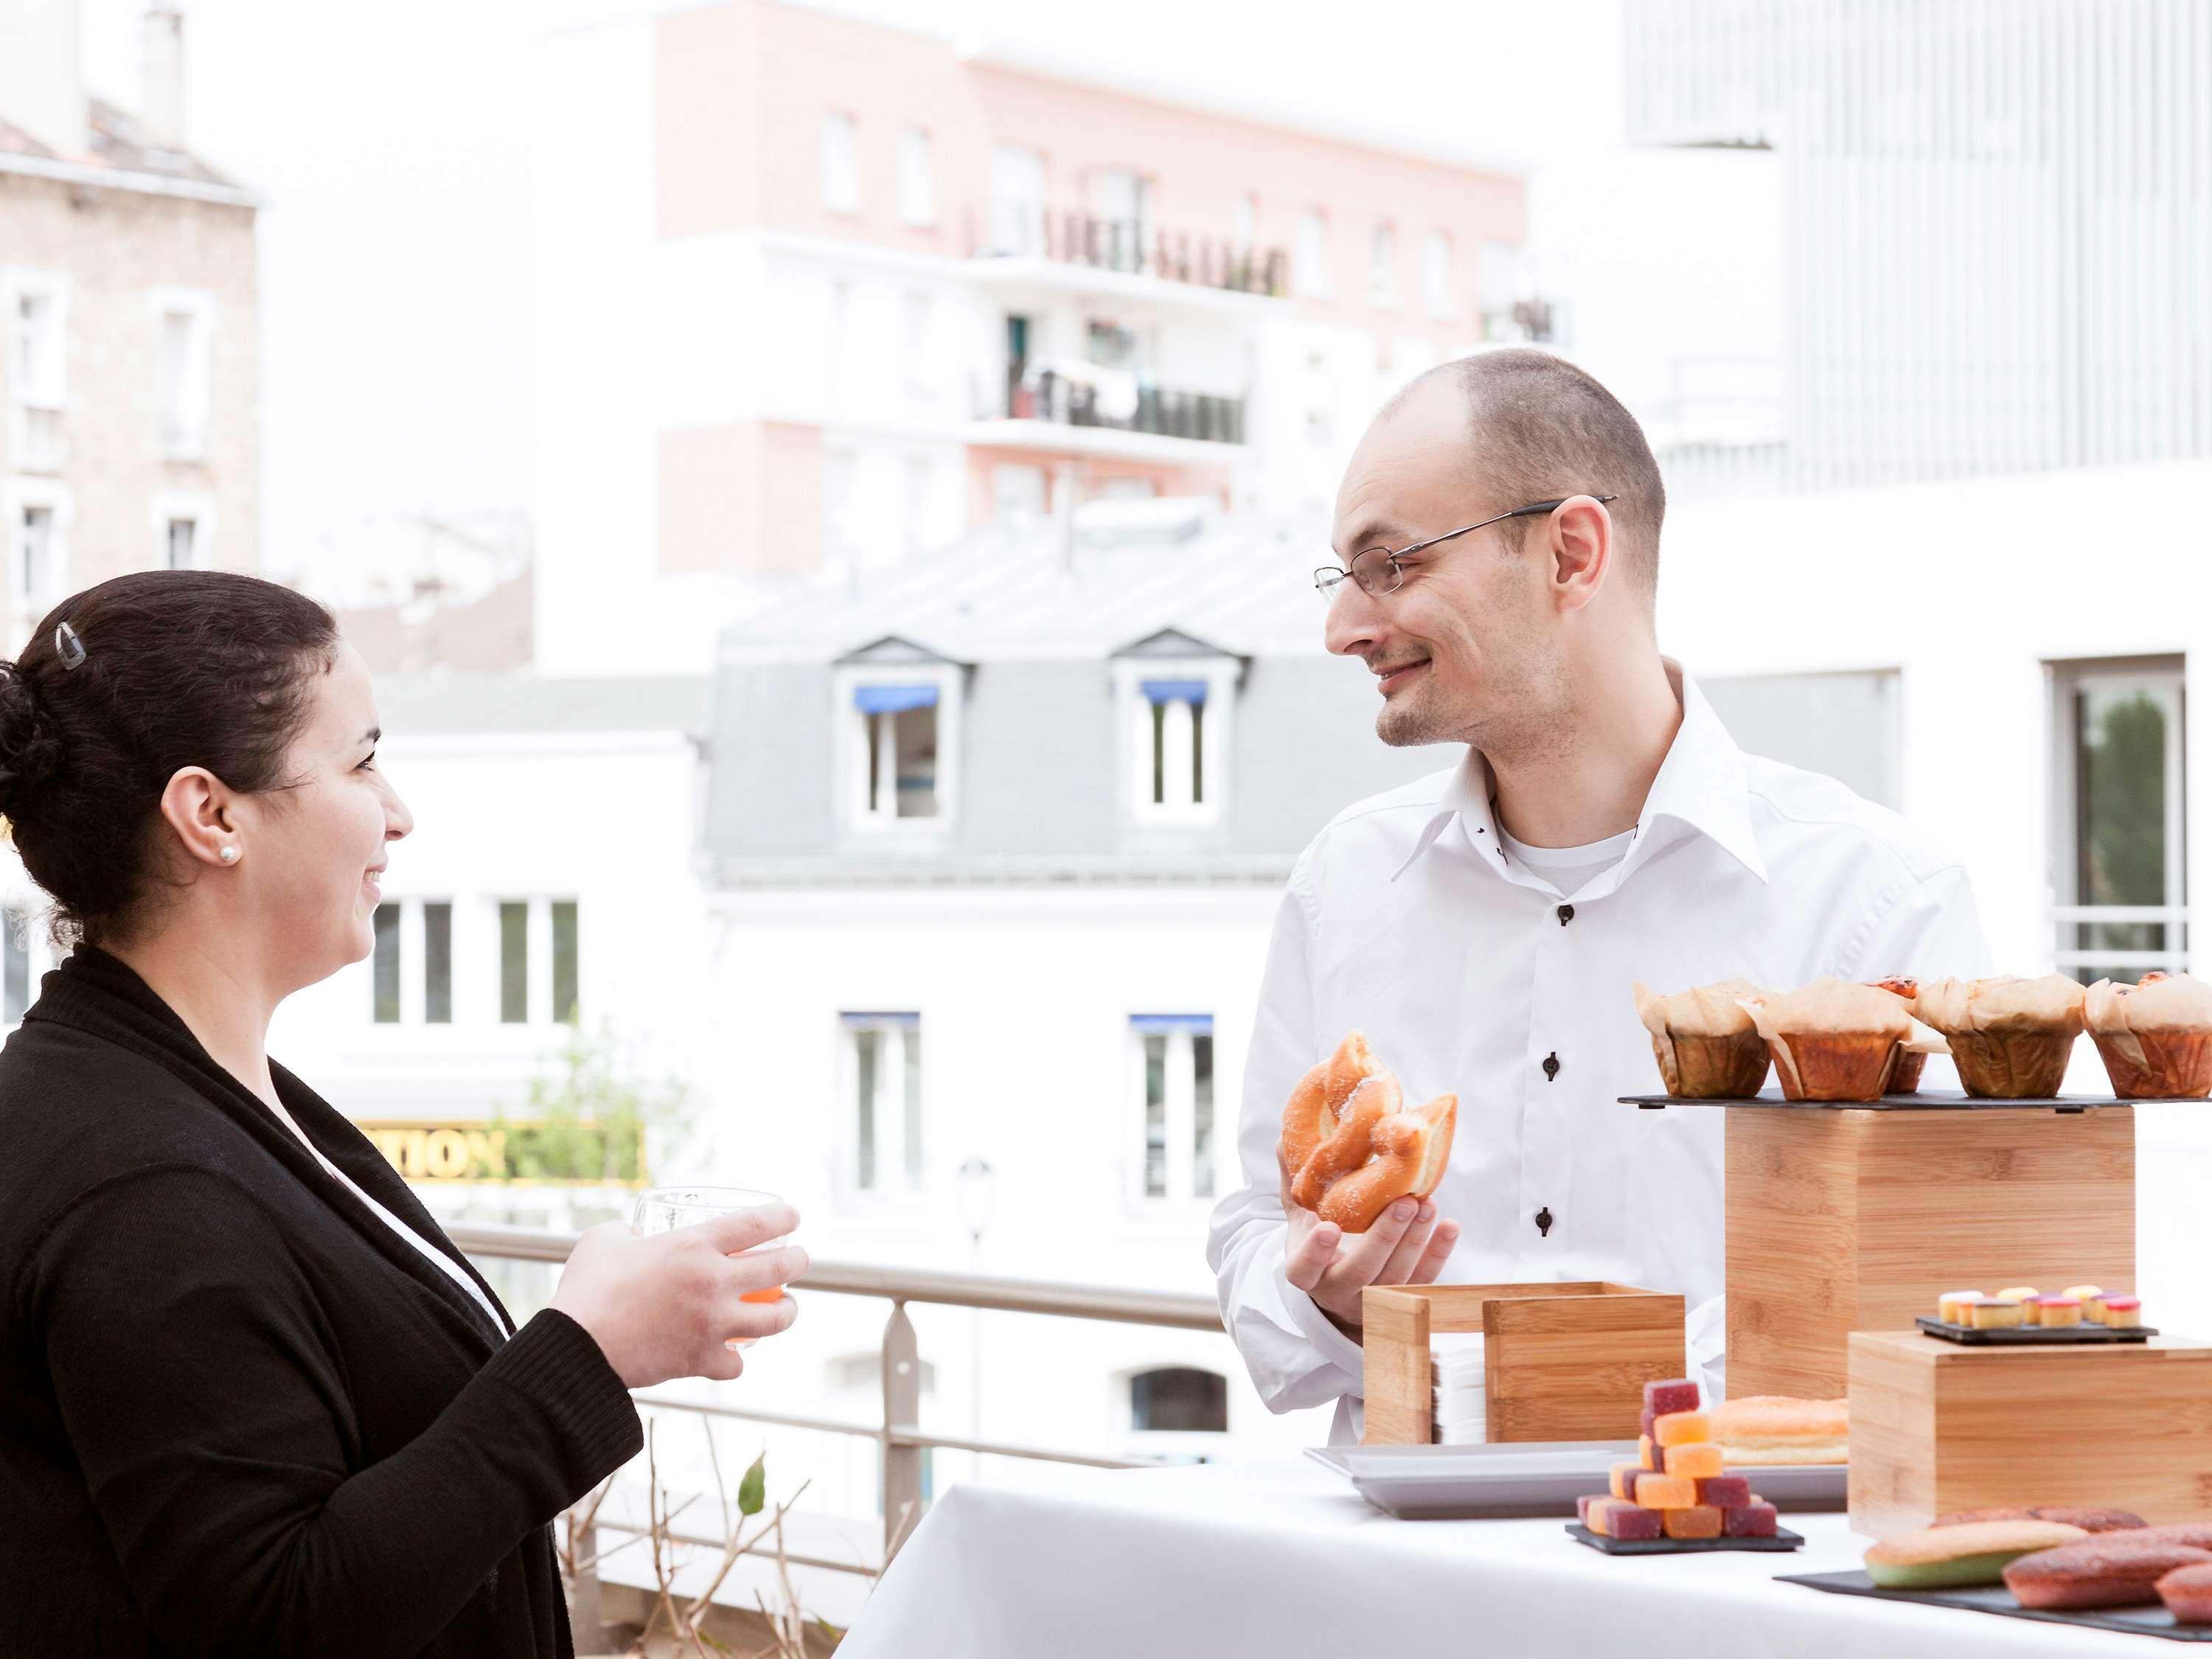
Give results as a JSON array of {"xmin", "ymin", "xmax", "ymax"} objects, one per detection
[{"xmin": 1430, "ymin": 1332, "xmax": 1486, "ymax": 1444}]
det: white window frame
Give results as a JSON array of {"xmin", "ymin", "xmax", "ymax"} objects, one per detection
[
  {"xmin": 836, "ymin": 661, "xmax": 962, "ymax": 833},
  {"xmin": 897, "ymin": 126, "xmax": 935, "ymax": 226},
  {"xmin": 838, "ymin": 1012, "xmax": 924, "ymax": 1203},
  {"xmin": 4, "ymin": 268, "xmax": 67, "ymax": 411},
  {"xmin": 1423, "ymin": 229, "xmax": 1455, "ymax": 319},
  {"xmin": 149, "ymin": 286, "xmax": 215, "ymax": 462},
  {"xmin": 821, "ymin": 111, "xmax": 860, "ymax": 215},
  {"xmin": 1368, "ymin": 220, "xmax": 1399, "ymax": 307},
  {"xmin": 4, "ymin": 476, "xmax": 70, "ymax": 616},
  {"xmin": 1114, "ymin": 656, "xmax": 1236, "ymax": 827},
  {"xmin": 2049, "ymin": 656, "xmax": 2188, "ymax": 978},
  {"xmin": 149, "ymin": 487, "xmax": 215, "ymax": 571},
  {"xmin": 491, "ymin": 894, "xmax": 582, "ymax": 1027},
  {"xmin": 1126, "ymin": 1014, "xmax": 1217, "ymax": 1208},
  {"xmin": 369, "ymin": 895, "xmax": 460, "ymax": 1026},
  {"xmin": 1295, "ymin": 209, "xmax": 1332, "ymax": 299},
  {"xmin": 1116, "ymin": 1362, "xmax": 1231, "ymax": 1462}
]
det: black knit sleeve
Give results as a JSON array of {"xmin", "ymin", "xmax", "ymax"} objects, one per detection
[{"xmin": 24, "ymin": 1163, "xmax": 641, "ymax": 1659}]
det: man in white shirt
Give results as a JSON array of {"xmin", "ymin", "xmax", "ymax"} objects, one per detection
[{"xmin": 1207, "ymin": 349, "xmax": 1989, "ymax": 1441}]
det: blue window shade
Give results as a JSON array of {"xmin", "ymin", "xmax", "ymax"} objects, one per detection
[
  {"xmin": 1139, "ymin": 678, "xmax": 1208, "ymax": 706},
  {"xmin": 842, "ymin": 1011, "xmax": 922, "ymax": 1029},
  {"xmin": 855, "ymin": 683, "xmax": 939, "ymax": 716},
  {"xmin": 1131, "ymin": 1013, "xmax": 1214, "ymax": 1035}
]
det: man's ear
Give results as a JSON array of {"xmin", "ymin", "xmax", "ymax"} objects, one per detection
[
  {"xmin": 156, "ymin": 766, "xmax": 240, "ymax": 869},
  {"xmin": 1548, "ymin": 495, "xmax": 1613, "ymax": 612}
]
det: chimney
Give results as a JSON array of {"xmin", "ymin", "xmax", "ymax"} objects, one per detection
[
  {"xmin": 140, "ymin": 3, "xmax": 184, "ymax": 152},
  {"xmin": 0, "ymin": 0, "xmax": 90, "ymax": 156}
]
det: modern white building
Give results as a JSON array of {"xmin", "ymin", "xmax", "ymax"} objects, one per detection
[{"xmin": 530, "ymin": 0, "xmax": 1529, "ymax": 678}]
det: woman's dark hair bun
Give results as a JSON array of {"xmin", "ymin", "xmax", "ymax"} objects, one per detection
[
  {"xmin": 0, "ymin": 666, "xmax": 64, "ymax": 816},
  {"xmin": 5, "ymin": 571, "xmax": 338, "ymax": 942}
]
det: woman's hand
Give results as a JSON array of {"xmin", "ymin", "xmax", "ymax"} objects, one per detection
[{"xmin": 551, "ymin": 1203, "xmax": 806, "ymax": 1388}]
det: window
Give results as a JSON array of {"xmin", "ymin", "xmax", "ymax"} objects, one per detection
[
  {"xmin": 164, "ymin": 516, "xmax": 198, "ymax": 570},
  {"xmin": 821, "ymin": 112, "xmax": 860, "ymax": 213},
  {"xmin": 1368, "ymin": 221, "xmax": 1397, "ymax": 303},
  {"xmin": 988, "ymin": 145, "xmax": 1046, "ymax": 256},
  {"xmin": 157, "ymin": 299, "xmax": 212, "ymax": 460},
  {"xmin": 15, "ymin": 504, "xmax": 55, "ymax": 602},
  {"xmin": 1423, "ymin": 230, "xmax": 1454, "ymax": 317},
  {"xmin": 1116, "ymin": 650, "xmax": 1233, "ymax": 825},
  {"xmin": 1131, "ymin": 1014, "xmax": 1216, "ymax": 1203},
  {"xmin": 842, "ymin": 1012, "xmax": 922, "ymax": 1195},
  {"xmin": 859, "ymin": 689, "xmax": 939, "ymax": 821},
  {"xmin": 499, "ymin": 901, "xmax": 529, "ymax": 1022},
  {"xmin": 1295, "ymin": 210, "xmax": 1330, "ymax": 297},
  {"xmin": 497, "ymin": 897, "xmax": 580, "ymax": 1024},
  {"xmin": 1087, "ymin": 168, "xmax": 1151, "ymax": 272},
  {"xmin": 371, "ymin": 898, "xmax": 455, "ymax": 1025},
  {"xmin": 1136, "ymin": 682, "xmax": 1206, "ymax": 816},
  {"xmin": 2052, "ymin": 659, "xmax": 2187, "ymax": 984},
  {"xmin": 897, "ymin": 127, "xmax": 934, "ymax": 226},
  {"xmin": 1129, "ymin": 1366, "xmax": 1227, "ymax": 1434},
  {"xmin": 10, "ymin": 284, "xmax": 64, "ymax": 406}
]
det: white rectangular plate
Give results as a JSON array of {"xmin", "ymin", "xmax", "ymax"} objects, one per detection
[{"xmin": 1304, "ymin": 1441, "xmax": 1847, "ymax": 1520}]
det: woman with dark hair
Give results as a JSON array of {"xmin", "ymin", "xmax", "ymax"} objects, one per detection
[{"xmin": 0, "ymin": 571, "xmax": 802, "ymax": 1657}]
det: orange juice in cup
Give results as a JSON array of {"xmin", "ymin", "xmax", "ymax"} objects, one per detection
[{"xmin": 632, "ymin": 1186, "xmax": 792, "ymax": 1342}]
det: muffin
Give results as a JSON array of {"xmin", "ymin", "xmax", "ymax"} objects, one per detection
[
  {"xmin": 2084, "ymin": 972, "xmax": 2212, "ymax": 1099},
  {"xmin": 1913, "ymin": 975, "xmax": 2084, "ymax": 1098},
  {"xmin": 1745, "ymin": 978, "xmax": 1912, "ymax": 1102},
  {"xmin": 1632, "ymin": 978, "xmax": 1772, "ymax": 1098},
  {"xmin": 1865, "ymin": 978, "xmax": 1948, "ymax": 1093}
]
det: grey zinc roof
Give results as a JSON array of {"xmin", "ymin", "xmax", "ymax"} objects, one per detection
[
  {"xmin": 371, "ymin": 673, "xmax": 711, "ymax": 738},
  {"xmin": 718, "ymin": 506, "xmax": 1329, "ymax": 665}
]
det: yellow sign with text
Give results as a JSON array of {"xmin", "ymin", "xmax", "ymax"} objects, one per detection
[{"xmin": 357, "ymin": 1120, "xmax": 647, "ymax": 1186}]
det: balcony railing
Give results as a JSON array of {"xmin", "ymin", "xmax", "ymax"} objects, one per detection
[
  {"xmin": 970, "ymin": 206, "xmax": 1287, "ymax": 298},
  {"xmin": 1001, "ymin": 365, "xmax": 1247, "ymax": 447},
  {"xmin": 448, "ymin": 1222, "xmax": 1226, "ymax": 1587}
]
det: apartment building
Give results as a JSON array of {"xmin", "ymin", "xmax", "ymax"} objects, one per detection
[
  {"xmin": 532, "ymin": 0, "xmax": 1529, "ymax": 676},
  {"xmin": 0, "ymin": 1, "xmax": 260, "ymax": 654}
]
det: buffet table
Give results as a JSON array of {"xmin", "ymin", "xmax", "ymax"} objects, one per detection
[{"xmin": 837, "ymin": 1459, "xmax": 2154, "ymax": 1658}]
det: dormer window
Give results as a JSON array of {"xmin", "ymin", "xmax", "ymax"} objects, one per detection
[
  {"xmin": 1112, "ymin": 630, "xmax": 1242, "ymax": 828},
  {"xmin": 835, "ymin": 638, "xmax": 964, "ymax": 833}
]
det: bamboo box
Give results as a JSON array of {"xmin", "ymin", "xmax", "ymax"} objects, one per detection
[
  {"xmin": 1848, "ymin": 1329, "xmax": 2212, "ymax": 1534},
  {"xmin": 1362, "ymin": 1281, "xmax": 1685, "ymax": 1446}
]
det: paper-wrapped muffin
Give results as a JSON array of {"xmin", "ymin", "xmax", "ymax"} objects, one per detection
[
  {"xmin": 1632, "ymin": 978, "xmax": 1772, "ymax": 1098},
  {"xmin": 2084, "ymin": 972, "xmax": 2212, "ymax": 1099},
  {"xmin": 1913, "ymin": 975, "xmax": 2084, "ymax": 1098},
  {"xmin": 1864, "ymin": 978, "xmax": 1950, "ymax": 1093},
  {"xmin": 1745, "ymin": 978, "xmax": 1913, "ymax": 1102}
]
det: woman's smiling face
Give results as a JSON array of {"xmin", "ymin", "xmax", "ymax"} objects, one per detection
[{"xmin": 226, "ymin": 644, "xmax": 413, "ymax": 987}]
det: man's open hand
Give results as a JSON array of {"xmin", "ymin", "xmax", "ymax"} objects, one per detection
[{"xmin": 1282, "ymin": 1193, "xmax": 1458, "ymax": 1331}]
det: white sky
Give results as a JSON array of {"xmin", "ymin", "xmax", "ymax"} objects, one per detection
[{"xmin": 75, "ymin": 0, "xmax": 1627, "ymax": 586}]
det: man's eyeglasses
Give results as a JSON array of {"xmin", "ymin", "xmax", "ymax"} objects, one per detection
[{"xmin": 1313, "ymin": 495, "xmax": 1620, "ymax": 605}]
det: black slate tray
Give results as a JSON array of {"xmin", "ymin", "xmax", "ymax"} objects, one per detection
[
  {"xmin": 1620, "ymin": 1089, "xmax": 2153, "ymax": 1114},
  {"xmin": 1566, "ymin": 1521, "xmax": 1803, "ymax": 1555},
  {"xmin": 1781, "ymin": 1569, "xmax": 2212, "ymax": 1641},
  {"xmin": 1917, "ymin": 1315, "xmax": 2154, "ymax": 1345}
]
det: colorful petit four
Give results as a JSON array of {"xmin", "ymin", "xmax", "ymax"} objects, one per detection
[{"xmin": 1968, "ymin": 1297, "xmax": 2025, "ymax": 1329}]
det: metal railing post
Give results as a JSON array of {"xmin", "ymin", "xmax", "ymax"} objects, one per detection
[{"xmin": 881, "ymin": 1298, "xmax": 924, "ymax": 1561}]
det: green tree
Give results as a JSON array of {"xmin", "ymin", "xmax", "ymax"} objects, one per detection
[{"xmin": 496, "ymin": 1022, "xmax": 695, "ymax": 1185}]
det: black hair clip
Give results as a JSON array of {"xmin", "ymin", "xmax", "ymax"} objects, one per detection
[{"xmin": 54, "ymin": 621, "xmax": 86, "ymax": 670}]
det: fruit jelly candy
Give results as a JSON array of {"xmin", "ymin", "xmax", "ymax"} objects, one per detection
[
  {"xmin": 1666, "ymin": 1442, "xmax": 1724, "ymax": 1481},
  {"xmin": 1643, "ymin": 1378, "xmax": 1700, "ymax": 1418},
  {"xmin": 1723, "ymin": 1501, "xmax": 1778, "ymax": 1538},
  {"xmin": 1610, "ymin": 1461, "xmax": 1644, "ymax": 1500},
  {"xmin": 1638, "ymin": 1435, "xmax": 1663, "ymax": 1472},
  {"xmin": 1576, "ymin": 1494, "xmax": 1598, "ymax": 1525},
  {"xmin": 1663, "ymin": 1505, "xmax": 1724, "ymax": 1540},
  {"xmin": 1580, "ymin": 1494, "xmax": 1617, "ymax": 1528},
  {"xmin": 1697, "ymin": 1474, "xmax": 1753, "ymax": 1508},
  {"xmin": 1653, "ymin": 1411, "xmax": 1709, "ymax": 1447},
  {"xmin": 1640, "ymin": 1404, "xmax": 1658, "ymax": 1441},
  {"xmin": 1607, "ymin": 1505, "xmax": 1665, "ymax": 1541},
  {"xmin": 1635, "ymin": 1472, "xmax": 1697, "ymax": 1509}
]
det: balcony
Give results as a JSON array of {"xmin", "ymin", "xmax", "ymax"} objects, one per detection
[
  {"xmin": 965, "ymin": 208, "xmax": 1287, "ymax": 317},
  {"xmin": 965, "ymin": 364, "xmax": 1248, "ymax": 465}
]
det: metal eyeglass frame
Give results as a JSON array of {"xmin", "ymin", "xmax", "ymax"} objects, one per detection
[{"xmin": 1313, "ymin": 495, "xmax": 1620, "ymax": 604}]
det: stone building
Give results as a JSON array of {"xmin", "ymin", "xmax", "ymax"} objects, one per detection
[{"xmin": 0, "ymin": 1, "xmax": 260, "ymax": 653}]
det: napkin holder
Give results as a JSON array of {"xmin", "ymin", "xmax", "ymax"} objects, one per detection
[{"xmin": 1362, "ymin": 1281, "xmax": 1686, "ymax": 1446}]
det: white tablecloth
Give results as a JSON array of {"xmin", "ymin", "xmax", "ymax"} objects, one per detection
[{"xmin": 838, "ymin": 1460, "xmax": 2157, "ymax": 1658}]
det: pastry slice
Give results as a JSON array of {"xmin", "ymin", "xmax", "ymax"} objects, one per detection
[
  {"xmin": 1913, "ymin": 975, "xmax": 2084, "ymax": 1098},
  {"xmin": 1315, "ymin": 1094, "xmax": 1458, "ymax": 1232},
  {"xmin": 1632, "ymin": 978, "xmax": 1771, "ymax": 1098},
  {"xmin": 1278, "ymin": 1031, "xmax": 1382, "ymax": 1186},
  {"xmin": 2084, "ymin": 972, "xmax": 2212, "ymax": 1099}
]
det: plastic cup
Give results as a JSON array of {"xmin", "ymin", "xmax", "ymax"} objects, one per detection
[{"xmin": 632, "ymin": 1185, "xmax": 791, "ymax": 1346}]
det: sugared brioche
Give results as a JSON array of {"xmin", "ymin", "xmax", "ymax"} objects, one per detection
[
  {"xmin": 1865, "ymin": 1520, "xmax": 2087, "ymax": 1588},
  {"xmin": 2003, "ymin": 1535, "xmax": 2212, "ymax": 1610}
]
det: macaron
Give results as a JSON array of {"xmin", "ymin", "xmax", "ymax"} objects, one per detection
[{"xmin": 1865, "ymin": 1520, "xmax": 2089, "ymax": 1589}]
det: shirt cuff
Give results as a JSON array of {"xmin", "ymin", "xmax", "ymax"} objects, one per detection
[
  {"xmin": 1279, "ymin": 1262, "xmax": 1368, "ymax": 1393},
  {"xmin": 481, "ymin": 1307, "xmax": 645, "ymax": 1496}
]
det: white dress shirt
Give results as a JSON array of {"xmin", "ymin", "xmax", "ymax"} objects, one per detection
[{"xmin": 1207, "ymin": 667, "xmax": 1991, "ymax": 1441}]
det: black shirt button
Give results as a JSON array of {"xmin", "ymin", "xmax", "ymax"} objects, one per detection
[
  {"xmin": 1557, "ymin": 903, "xmax": 1574, "ymax": 925},
  {"xmin": 1535, "ymin": 1206, "xmax": 1554, "ymax": 1237},
  {"xmin": 1542, "ymin": 1051, "xmax": 1560, "ymax": 1081}
]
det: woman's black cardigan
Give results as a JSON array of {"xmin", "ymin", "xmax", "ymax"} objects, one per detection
[{"xmin": 0, "ymin": 948, "xmax": 644, "ymax": 1657}]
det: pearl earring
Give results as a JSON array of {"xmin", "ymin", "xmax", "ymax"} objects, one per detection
[{"xmin": 219, "ymin": 845, "xmax": 240, "ymax": 864}]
